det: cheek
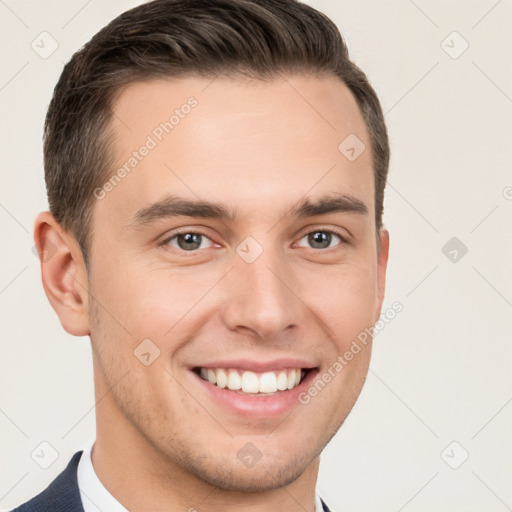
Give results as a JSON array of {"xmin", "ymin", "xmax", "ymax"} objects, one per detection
[
  {"xmin": 303, "ymin": 262, "xmax": 379, "ymax": 347},
  {"xmin": 97, "ymin": 263, "xmax": 227, "ymax": 342}
]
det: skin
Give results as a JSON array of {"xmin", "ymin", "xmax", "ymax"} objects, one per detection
[{"xmin": 35, "ymin": 74, "xmax": 389, "ymax": 512}]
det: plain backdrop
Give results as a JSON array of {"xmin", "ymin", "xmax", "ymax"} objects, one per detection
[{"xmin": 1, "ymin": 1, "xmax": 511, "ymax": 510}]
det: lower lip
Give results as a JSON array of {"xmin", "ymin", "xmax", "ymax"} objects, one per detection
[{"xmin": 191, "ymin": 369, "xmax": 318, "ymax": 418}]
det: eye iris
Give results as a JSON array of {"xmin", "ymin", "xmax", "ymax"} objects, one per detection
[
  {"xmin": 308, "ymin": 231, "xmax": 331, "ymax": 249},
  {"xmin": 177, "ymin": 233, "xmax": 202, "ymax": 250}
]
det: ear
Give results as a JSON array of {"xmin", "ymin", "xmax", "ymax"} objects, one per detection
[
  {"xmin": 34, "ymin": 211, "xmax": 90, "ymax": 336},
  {"xmin": 374, "ymin": 227, "xmax": 389, "ymax": 321}
]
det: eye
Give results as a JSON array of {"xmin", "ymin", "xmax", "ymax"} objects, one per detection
[
  {"xmin": 296, "ymin": 230, "xmax": 345, "ymax": 250},
  {"xmin": 163, "ymin": 231, "xmax": 215, "ymax": 251}
]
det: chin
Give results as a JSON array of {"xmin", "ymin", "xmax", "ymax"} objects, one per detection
[{"xmin": 185, "ymin": 453, "xmax": 313, "ymax": 492}]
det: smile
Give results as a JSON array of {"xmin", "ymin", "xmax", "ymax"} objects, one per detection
[
  {"xmin": 194, "ymin": 367, "xmax": 309, "ymax": 395},
  {"xmin": 189, "ymin": 358, "xmax": 319, "ymax": 417}
]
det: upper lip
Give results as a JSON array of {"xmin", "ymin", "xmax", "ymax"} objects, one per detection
[{"xmin": 192, "ymin": 358, "xmax": 318, "ymax": 372}]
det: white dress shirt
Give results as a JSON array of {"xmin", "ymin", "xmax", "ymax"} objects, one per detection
[{"xmin": 77, "ymin": 440, "xmax": 325, "ymax": 512}]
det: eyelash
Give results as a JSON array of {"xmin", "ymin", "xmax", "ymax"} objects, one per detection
[{"xmin": 159, "ymin": 227, "xmax": 350, "ymax": 253}]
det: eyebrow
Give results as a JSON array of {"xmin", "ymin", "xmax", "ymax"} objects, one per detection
[{"xmin": 129, "ymin": 192, "xmax": 368, "ymax": 227}]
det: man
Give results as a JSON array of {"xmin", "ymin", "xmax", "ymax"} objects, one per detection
[{"xmin": 14, "ymin": 0, "xmax": 389, "ymax": 510}]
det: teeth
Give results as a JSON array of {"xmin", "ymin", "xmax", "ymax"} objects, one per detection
[
  {"xmin": 227, "ymin": 369, "xmax": 242, "ymax": 390},
  {"xmin": 276, "ymin": 371, "xmax": 288, "ymax": 391},
  {"xmin": 286, "ymin": 371, "xmax": 295, "ymax": 390},
  {"xmin": 241, "ymin": 371, "xmax": 259, "ymax": 393},
  {"xmin": 216, "ymin": 368, "xmax": 227, "ymax": 389},
  {"xmin": 207, "ymin": 369, "xmax": 216, "ymax": 384},
  {"xmin": 198, "ymin": 367, "xmax": 306, "ymax": 393},
  {"xmin": 259, "ymin": 372, "xmax": 278, "ymax": 393}
]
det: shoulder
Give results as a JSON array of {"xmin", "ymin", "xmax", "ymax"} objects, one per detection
[{"xmin": 10, "ymin": 451, "xmax": 84, "ymax": 512}]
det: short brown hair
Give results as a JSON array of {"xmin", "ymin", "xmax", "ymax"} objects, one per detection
[{"xmin": 44, "ymin": 0, "xmax": 389, "ymax": 269}]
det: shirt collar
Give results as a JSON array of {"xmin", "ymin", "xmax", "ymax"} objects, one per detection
[{"xmin": 77, "ymin": 440, "xmax": 128, "ymax": 512}]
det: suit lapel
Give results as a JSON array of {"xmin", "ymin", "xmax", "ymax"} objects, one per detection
[
  {"xmin": 320, "ymin": 496, "xmax": 333, "ymax": 512},
  {"xmin": 11, "ymin": 451, "xmax": 85, "ymax": 511}
]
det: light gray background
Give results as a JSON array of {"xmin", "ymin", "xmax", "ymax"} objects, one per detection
[{"xmin": 1, "ymin": 0, "xmax": 511, "ymax": 510}]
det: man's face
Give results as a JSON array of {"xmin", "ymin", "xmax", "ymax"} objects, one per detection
[{"xmin": 87, "ymin": 74, "xmax": 388, "ymax": 490}]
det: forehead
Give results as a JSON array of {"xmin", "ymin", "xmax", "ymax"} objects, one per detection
[{"xmin": 98, "ymin": 74, "xmax": 374, "ymax": 229}]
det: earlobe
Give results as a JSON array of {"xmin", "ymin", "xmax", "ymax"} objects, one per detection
[{"xmin": 34, "ymin": 211, "xmax": 91, "ymax": 337}]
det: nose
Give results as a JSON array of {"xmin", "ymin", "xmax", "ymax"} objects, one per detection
[{"xmin": 220, "ymin": 245, "xmax": 303, "ymax": 340}]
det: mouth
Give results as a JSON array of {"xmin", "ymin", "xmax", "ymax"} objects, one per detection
[
  {"xmin": 192, "ymin": 366, "xmax": 312, "ymax": 396},
  {"xmin": 189, "ymin": 363, "xmax": 319, "ymax": 418}
]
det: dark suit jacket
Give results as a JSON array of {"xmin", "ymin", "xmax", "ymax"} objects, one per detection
[{"xmin": 11, "ymin": 451, "xmax": 333, "ymax": 511}]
